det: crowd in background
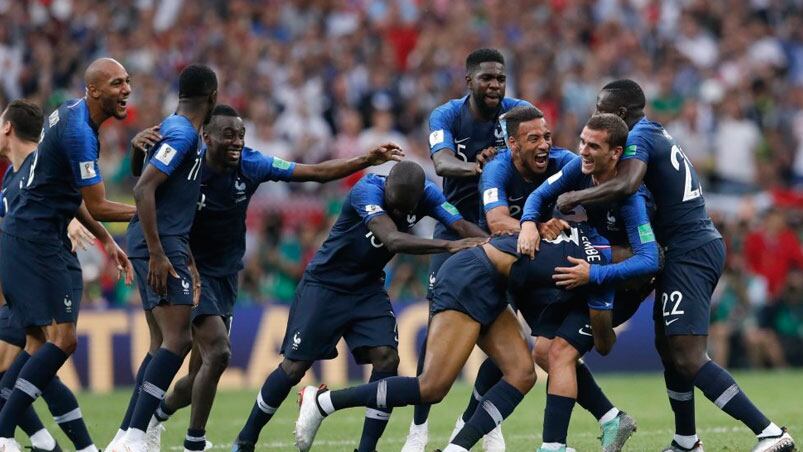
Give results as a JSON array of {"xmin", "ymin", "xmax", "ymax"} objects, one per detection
[{"xmin": 1, "ymin": 0, "xmax": 803, "ymax": 367}]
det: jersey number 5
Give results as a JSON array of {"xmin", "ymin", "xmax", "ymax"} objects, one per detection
[{"xmin": 670, "ymin": 145, "xmax": 701, "ymax": 202}]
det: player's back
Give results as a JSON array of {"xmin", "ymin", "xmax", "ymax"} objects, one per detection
[
  {"xmin": 0, "ymin": 153, "xmax": 34, "ymax": 221},
  {"xmin": 3, "ymin": 99, "xmax": 98, "ymax": 243},
  {"xmin": 625, "ymin": 118, "xmax": 720, "ymax": 254}
]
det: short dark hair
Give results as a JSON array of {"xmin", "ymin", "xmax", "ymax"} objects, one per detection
[
  {"xmin": 386, "ymin": 161, "xmax": 425, "ymax": 208},
  {"xmin": 466, "ymin": 48, "xmax": 505, "ymax": 74},
  {"xmin": 178, "ymin": 64, "xmax": 218, "ymax": 99},
  {"xmin": 601, "ymin": 79, "xmax": 646, "ymax": 110},
  {"xmin": 2, "ymin": 100, "xmax": 43, "ymax": 143},
  {"xmin": 211, "ymin": 104, "xmax": 240, "ymax": 118},
  {"xmin": 502, "ymin": 105, "xmax": 544, "ymax": 138},
  {"xmin": 585, "ymin": 113, "xmax": 629, "ymax": 149}
]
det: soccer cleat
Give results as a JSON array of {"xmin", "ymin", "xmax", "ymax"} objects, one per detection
[
  {"xmin": 661, "ymin": 439, "xmax": 704, "ymax": 452},
  {"xmin": 205, "ymin": 440, "xmax": 213, "ymax": 450},
  {"xmin": 144, "ymin": 421, "xmax": 165, "ymax": 452},
  {"xmin": 28, "ymin": 443, "xmax": 63, "ymax": 452},
  {"xmin": 482, "ymin": 424, "xmax": 505, "ymax": 452},
  {"xmin": 112, "ymin": 439, "xmax": 148, "ymax": 452},
  {"xmin": 401, "ymin": 420, "xmax": 429, "ymax": 452},
  {"xmin": 448, "ymin": 417, "xmax": 464, "ymax": 443},
  {"xmin": 0, "ymin": 438, "xmax": 22, "ymax": 452},
  {"xmin": 600, "ymin": 411, "xmax": 637, "ymax": 452},
  {"xmin": 441, "ymin": 445, "xmax": 469, "ymax": 452},
  {"xmin": 294, "ymin": 385, "xmax": 327, "ymax": 452},
  {"xmin": 536, "ymin": 447, "xmax": 577, "ymax": 452},
  {"xmin": 230, "ymin": 439, "xmax": 255, "ymax": 452},
  {"xmin": 751, "ymin": 427, "xmax": 795, "ymax": 452}
]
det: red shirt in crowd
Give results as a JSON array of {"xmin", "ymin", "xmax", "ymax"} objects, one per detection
[{"xmin": 744, "ymin": 228, "xmax": 803, "ymax": 298}]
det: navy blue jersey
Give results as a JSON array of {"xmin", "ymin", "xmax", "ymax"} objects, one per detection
[
  {"xmin": 305, "ymin": 173, "xmax": 462, "ymax": 292},
  {"xmin": 127, "ymin": 114, "xmax": 203, "ymax": 258},
  {"xmin": 622, "ymin": 117, "xmax": 721, "ymax": 254},
  {"xmin": 495, "ymin": 224, "xmax": 615, "ymax": 311},
  {"xmin": 190, "ymin": 147, "xmax": 295, "ymax": 276},
  {"xmin": 479, "ymin": 147, "xmax": 576, "ymax": 229},
  {"xmin": 3, "ymin": 99, "xmax": 102, "ymax": 244},
  {"xmin": 522, "ymin": 158, "xmax": 660, "ymax": 285},
  {"xmin": 428, "ymin": 96, "xmax": 531, "ymax": 224},
  {"xmin": 0, "ymin": 154, "xmax": 34, "ymax": 220}
]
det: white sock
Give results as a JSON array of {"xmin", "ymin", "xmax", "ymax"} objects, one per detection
[
  {"xmin": 443, "ymin": 444, "xmax": 469, "ymax": 452},
  {"xmin": 411, "ymin": 419, "xmax": 428, "ymax": 430},
  {"xmin": 758, "ymin": 422, "xmax": 783, "ymax": 438},
  {"xmin": 598, "ymin": 407, "xmax": 620, "ymax": 425},
  {"xmin": 147, "ymin": 415, "xmax": 161, "ymax": 430},
  {"xmin": 540, "ymin": 442, "xmax": 566, "ymax": 451},
  {"xmin": 110, "ymin": 428, "xmax": 126, "ymax": 444},
  {"xmin": 30, "ymin": 429, "xmax": 56, "ymax": 450},
  {"xmin": 316, "ymin": 390, "xmax": 335, "ymax": 415},
  {"xmin": 77, "ymin": 445, "xmax": 99, "ymax": 452},
  {"xmin": 125, "ymin": 428, "xmax": 146, "ymax": 443},
  {"xmin": 674, "ymin": 434, "xmax": 699, "ymax": 449}
]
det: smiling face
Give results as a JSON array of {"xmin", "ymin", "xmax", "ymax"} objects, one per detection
[
  {"xmin": 578, "ymin": 126, "xmax": 621, "ymax": 178},
  {"xmin": 467, "ymin": 62, "xmax": 506, "ymax": 113},
  {"xmin": 204, "ymin": 115, "xmax": 245, "ymax": 169},
  {"xmin": 509, "ymin": 117, "xmax": 552, "ymax": 176},
  {"xmin": 87, "ymin": 61, "xmax": 131, "ymax": 120}
]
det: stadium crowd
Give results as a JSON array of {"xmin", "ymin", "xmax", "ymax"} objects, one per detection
[{"xmin": 1, "ymin": 0, "xmax": 803, "ymax": 367}]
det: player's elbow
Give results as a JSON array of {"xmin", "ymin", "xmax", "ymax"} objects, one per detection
[
  {"xmin": 620, "ymin": 177, "xmax": 640, "ymax": 196},
  {"xmin": 432, "ymin": 158, "xmax": 448, "ymax": 176}
]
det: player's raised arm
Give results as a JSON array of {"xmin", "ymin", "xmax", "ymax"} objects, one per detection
[{"xmin": 289, "ymin": 143, "xmax": 404, "ymax": 182}]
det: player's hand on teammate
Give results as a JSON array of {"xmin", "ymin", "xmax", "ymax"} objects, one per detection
[
  {"xmin": 556, "ymin": 191, "xmax": 580, "ymax": 214},
  {"xmin": 148, "ymin": 251, "xmax": 179, "ymax": 296},
  {"xmin": 366, "ymin": 143, "xmax": 405, "ymax": 165},
  {"xmin": 67, "ymin": 218, "xmax": 95, "ymax": 252},
  {"xmin": 472, "ymin": 146, "xmax": 498, "ymax": 174},
  {"xmin": 103, "ymin": 238, "xmax": 134, "ymax": 285},
  {"xmin": 517, "ymin": 220, "xmax": 541, "ymax": 258},
  {"xmin": 131, "ymin": 125, "xmax": 161, "ymax": 152},
  {"xmin": 537, "ymin": 218, "xmax": 570, "ymax": 241},
  {"xmin": 446, "ymin": 237, "xmax": 489, "ymax": 253},
  {"xmin": 554, "ymin": 256, "xmax": 590, "ymax": 289}
]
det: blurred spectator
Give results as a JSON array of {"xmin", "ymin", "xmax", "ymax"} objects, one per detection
[
  {"xmin": 771, "ymin": 268, "xmax": 803, "ymax": 366},
  {"xmin": 744, "ymin": 209, "xmax": 803, "ymax": 299},
  {"xmin": 712, "ymin": 95, "xmax": 761, "ymax": 193}
]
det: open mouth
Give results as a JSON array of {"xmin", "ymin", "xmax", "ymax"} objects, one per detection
[
  {"xmin": 227, "ymin": 149, "xmax": 241, "ymax": 161},
  {"xmin": 117, "ymin": 99, "xmax": 128, "ymax": 109},
  {"xmin": 534, "ymin": 152, "xmax": 548, "ymax": 168}
]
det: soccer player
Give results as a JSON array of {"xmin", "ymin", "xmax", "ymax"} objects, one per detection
[
  {"xmin": 125, "ymin": 104, "xmax": 403, "ymax": 452},
  {"xmin": 0, "ymin": 58, "xmax": 136, "ymax": 452},
  {"xmin": 518, "ymin": 113, "xmax": 661, "ymax": 452},
  {"xmin": 231, "ymin": 161, "xmax": 487, "ymax": 452},
  {"xmin": 112, "ymin": 64, "xmax": 218, "ymax": 452},
  {"xmin": 405, "ymin": 47, "xmax": 531, "ymax": 452},
  {"xmin": 554, "ymin": 80, "xmax": 795, "ymax": 452},
  {"xmin": 294, "ymin": 223, "xmax": 630, "ymax": 452}
]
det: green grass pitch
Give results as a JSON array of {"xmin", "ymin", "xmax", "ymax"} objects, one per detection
[{"xmin": 24, "ymin": 370, "xmax": 803, "ymax": 451}]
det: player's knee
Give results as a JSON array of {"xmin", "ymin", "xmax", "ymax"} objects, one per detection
[
  {"xmin": 163, "ymin": 331, "xmax": 193, "ymax": 357},
  {"xmin": 418, "ymin": 372, "xmax": 451, "ymax": 404},
  {"xmin": 50, "ymin": 329, "xmax": 78, "ymax": 355},
  {"xmin": 668, "ymin": 349, "xmax": 706, "ymax": 379},
  {"xmin": 533, "ymin": 342, "xmax": 550, "ymax": 372},
  {"xmin": 207, "ymin": 340, "xmax": 232, "ymax": 374},
  {"xmin": 548, "ymin": 338, "xmax": 579, "ymax": 369},
  {"xmin": 280, "ymin": 359, "xmax": 311, "ymax": 384},
  {"xmin": 504, "ymin": 364, "xmax": 536, "ymax": 394},
  {"xmin": 368, "ymin": 347, "xmax": 399, "ymax": 373}
]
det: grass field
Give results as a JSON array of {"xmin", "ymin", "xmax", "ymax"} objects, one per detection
[{"xmin": 22, "ymin": 370, "xmax": 803, "ymax": 451}]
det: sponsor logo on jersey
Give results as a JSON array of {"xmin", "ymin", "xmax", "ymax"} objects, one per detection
[
  {"xmin": 429, "ymin": 130, "xmax": 445, "ymax": 147},
  {"xmin": 154, "ymin": 143, "xmax": 177, "ymax": 166},
  {"xmin": 483, "ymin": 187, "xmax": 499, "ymax": 205},
  {"xmin": 79, "ymin": 161, "xmax": 97, "ymax": 179}
]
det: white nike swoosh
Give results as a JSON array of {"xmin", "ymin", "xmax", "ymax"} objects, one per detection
[
  {"xmin": 665, "ymin": 318, "xmax": 679, "ymax": 326},
  {"xmin": 508, "ymin": 196, "xmax": 524, "ymax": 202},
  {"xmin": 578, "ymin": 328, "xmax": 592, "ymax": 337},
  {"xmin": 455, "ymin": 137, "xmax": 470, "ymax": 144}
]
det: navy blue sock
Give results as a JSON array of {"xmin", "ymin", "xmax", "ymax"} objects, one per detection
[
  {"xmin": 575, "ymin": 362, "xmax": 614, "ymax": 420},
  {"xmin": 120, "ymin": 353, "xmax": 152, "ymax": 430},
  {"xmin": 357, "ymin": 370, "xmax": 396, "ymax": 452},
  {"xmin": 664, "ymin": 364, "xmax": 696, "ymax": 436},
  {"xmin": 693, "ymin": 360, "xmax": 769, "ymax": 435},
  {"xmin": 237, "ymin": 365, "xmax": 294, "ymax": 443},
  {"xmin": 155, "ymin": 398, "xmax": 175, "ymax": 422},
  {"xmin": 543, "ymin": 394, "xmax": 576, "ymax": 444},
  {"xmin": 328, "ymin": 376, "xmax": 421, "ymax": 411},
  {"xmin": 0, "ymin": 343, "xmax": 67, "ymax": 437},
  {"xmin": 412, "ymin": 339, "xmax": 430, "ymax": 425},
  {"xmin": 184, "ymin": 428, "xmax": 206, "ymax": 451},
  {"xmin": 462, "ymin": 358, "xmax": 502, "ymax": 422},
  {"xmin": 128, "ymin": 348, "xmax": 183, "ymax": 432},
  {"xmin": 452, "ymin": 380, "xmax": 524, "ymax": 450},
  {"xmin": 0, "ymin": 363, "xmax": 46, "ymax": 438},
  {"xmin": 42, "ymin": 376, "xmax": 93, "ymax": 449}
]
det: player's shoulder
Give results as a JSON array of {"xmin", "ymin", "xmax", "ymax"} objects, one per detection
[
  {"xmin": 501, "ymin": 97, "xmax": 532, "ymax": 111},
  {"xmin": 548, "ymin": 146, "xmax": 576, "ymax": 162},
  {"xmin": 355, "ymin": 173, "xmax": 386, "ymax": 191},
  {"xmin": 431, "ymin": 96, "xmax": 468, "ymax": 117},
  {"xmin": 58, "ymin": 98, "xmax": 94, "ymax": 134},
  {"xmin": 1, "ymin": 165, "xmax": 14, "ymax": 189},
  {"xmin": 160, "ymin": 114, "xmax": 196, "ymax": 139}
]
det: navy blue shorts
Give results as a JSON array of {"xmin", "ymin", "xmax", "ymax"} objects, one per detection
[
  {"xmin": 0, "ymin": 234, "xmax": 79, "ymax": 327},
  {"xmin": 426, "ymin": 224, "xmax": 461, "ymax": 301},
  {"xmin": 280, "ymin": 278, "xmax": 398, "ymax": 364},
  {"xmin": 0, "ymin": 305, "xmax": 25, "ymax": 348},
  {"xmin": 192, "ymin": 273, "xmax": 237, "ymax": 325},
  {"xmin": 131, "ymin": 254, "xmax": 195, "ymax": 310},
  {"xmin": 653, "ymin": 239, "xmax": 725, "ymax": 336},
  {"xmin": 430, "ymin": 248, "xmax": 508, "ymax": 328}
]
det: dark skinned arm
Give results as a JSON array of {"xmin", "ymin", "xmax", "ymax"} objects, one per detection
[
  {"xmin": 556, "ymin": 159, "xmax": 647, "ymax": 213},
  {"xmin": 367, "ymin": 215, "xmax": 486, "ymax": 255},
  {"xmin": 486, "ymin": 206, "xmax": 521, "ymax": 235},
  {"xmin": 130, "ymin": 125, "xmax": 162, "ymax": 177},
  {"xmin": 449, "ymin": 218, "xmax": 489, "ymax": 239},
  {"xmin": 133, "ymin": 165, "xmax": 177, "ymax": 295},
  {"xmin": 80, "ymin": 183, "xmax": 136, "ymax": 222},
  {"xmin": 291, "ymin": 143, "xmax": 403, "ymax": 182},
  {"xmin": 74, "ymin": 202, "xmax": 134, "ymax": 284},
  {"xmin": 589, "ymin": 309, "xmax": 616, "ymax": 355}
]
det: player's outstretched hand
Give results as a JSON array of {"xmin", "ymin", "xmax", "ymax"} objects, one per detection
[
  {"xmin": 366, "ymin": 143, "xmax": 405, "ymax": 165},
  {"xmin": 67, "ymin": 218, "xmax": 95, "ymax": 252},
  {"xmin": 537, "ymin": 218, "xmax": 570, "ymax": 241},
  {"xmin": 556, "ymin": 191, "xmax": 580, "ymax": 214},
  {"xmin": 475, "ymin": 146, "xmax": 498, "ymax": 167},
  {"xmin": 553, "ymin": 256, "xmax": 590, "ymax": 289},
  {"xmin": 104, "ymin": 239, "xmax": 134, "ymax": 285},
  {"xmin": 131, "ymin": 125, "xmax": 162, "ymax": 152},
  {"xmin": 148, "ymin": 251, "xmax": 179, "ymax": 296},
  {"xmin": 517, "ymin": 221, "xmax": 540, "ymax": 258},
  {"xmin": 446, "ymin": 237, "xmax": 489, "ymax": 253}
]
